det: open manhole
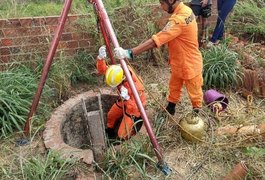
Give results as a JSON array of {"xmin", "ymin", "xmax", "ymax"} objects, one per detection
[{"xmin": 43, "ymin": 88, "xmax": 118, "ymax": 164}]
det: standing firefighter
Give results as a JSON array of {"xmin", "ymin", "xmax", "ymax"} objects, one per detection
[
  {"xmin": 96, "ymin": 46, "xmax": 147, "ymax": 140},
  {"xmin": 114, "ymin": 0, "xmax": 203, "ymax": 116}
]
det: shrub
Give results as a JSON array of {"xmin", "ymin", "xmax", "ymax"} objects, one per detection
[{"xmin": 202, "ymin": 45, "xmax": 242, "ymax": 89}]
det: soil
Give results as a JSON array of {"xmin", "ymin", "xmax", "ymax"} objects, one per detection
[{"xmin": 1, "ymin": 36, "xmax": 265, "ymax": 180}]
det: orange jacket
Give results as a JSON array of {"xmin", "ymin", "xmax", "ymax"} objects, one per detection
[
  {"xmin": 152, "ymin": 2, "xmax": 203, "ymax": 80},
  {"xmin": 96, "ymin": 59, "xmax": 146, "ymax": 117}
]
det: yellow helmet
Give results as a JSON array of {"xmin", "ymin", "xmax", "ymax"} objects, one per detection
[{"xmin": 105, "ymin": 65, "xmax": 124, "ymax": 87}]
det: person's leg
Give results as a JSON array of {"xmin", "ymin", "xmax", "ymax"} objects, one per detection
[
  {"xmin": 211, "ymin": 0, "xmax": 236, "ymax": 42},
  {"xmin": 185, "ymin": 74, "xmax": 203, "ymax": 111},
  {"xmin": 210, "ymin": 0, "xmax": 224, "ymax": 43},
  {"xmin": 107, "ymin": 101, "xmax": 123, "ymax": 129},
  {"xmin": 117, "ymin": 114, "xmax": 134, "ymax": 140},
  {"xmin": 216, "ymin": 0, "xmax": 237, "ymax": 40},
  {"xmin": 201, "ymin": 5, "xmax": 211, "ymax": 44},
  {"xmin": 167, "ymin": 69, "xmax": 184, "ymax": 115}
]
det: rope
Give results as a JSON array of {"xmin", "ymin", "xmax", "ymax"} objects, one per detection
[{"xmin": 124, "ymin": 59, "xmax": 265, "ymax": 147}]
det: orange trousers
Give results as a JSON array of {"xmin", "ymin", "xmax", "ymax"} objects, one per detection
[
  {"xmin": 107, "ymin": 101, "xmax": 136, "ymax": 140},
  {"xmin": 168, "ymin": 73, "xmax": 203, "ymax": 108}
]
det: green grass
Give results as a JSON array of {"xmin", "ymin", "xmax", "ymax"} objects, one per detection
[
  {"xmin": 230, "ymin": 0, "xmax": 265, "ymax": 39},
  {"xmin": 0, "ymin": 150, "xmax": 76, "ymax": 179},
  {"xmin": 0, "ymin": 64, "xmax": 53, "ymax": 138},
  {"xmin": 102, "ymin": 137, "xmax": 157, "ymax": 179},
  {"xmin": 201, "ymin": 44, "xmax": 242, "ymax": 89},
  {"xmin": 0, "ymin": 0, "xmax": 157, "ymax": 19}
]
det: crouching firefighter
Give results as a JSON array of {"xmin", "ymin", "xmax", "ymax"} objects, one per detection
[{"xmin": 96, "ymin": 45, "xmax": 147, "ymax": 140}]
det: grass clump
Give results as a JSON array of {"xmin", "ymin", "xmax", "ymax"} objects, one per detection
[
  {"xmin": 0, "ymin": 151, "xmax": 76, "ymax": 179},
  {"xmin": 102, "ymin": 137, "xmax": 157, "ymax": 179},
  {"xmin": 230, "ymin": 0, "xmax": 265, "ymax": 40},
  {"xmin": 201, "ymin": 45, "xmax": 242, "ymax": 89},
  {"xmin": 0, "ymin": 64, "xmax": 53, "ymax": 138}
]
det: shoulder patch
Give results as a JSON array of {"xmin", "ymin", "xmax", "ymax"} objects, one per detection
[{"xmin": 162, "ymin": 20, "xmax": 179, "ymax": 31}]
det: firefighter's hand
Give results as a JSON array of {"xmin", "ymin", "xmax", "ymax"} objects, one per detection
[
  {"xmin": 120, "ymin": 86, "xmax": 130, "ymax": 100},
  {"xmin": 114, "ymin": 47, "xmax": 133, "ymax": 59},
  {"xmin": 97, "ymin": 45, "xmax": 107, "ymax": 59}
]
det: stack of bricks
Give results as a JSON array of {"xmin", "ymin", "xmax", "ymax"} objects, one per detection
[{"xmin": 0, "ymin": 15, "xmax": 93, "ymax": 65}]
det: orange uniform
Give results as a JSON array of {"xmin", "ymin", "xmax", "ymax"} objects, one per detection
[
  {"xmin": 152, "ymin": 2, "xmax": 203, "ymax": 108},
  {"xmin": 96, "ymin": 59, "xmax": 146, "ymax": 139}
]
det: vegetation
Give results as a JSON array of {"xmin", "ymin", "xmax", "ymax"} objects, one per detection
[
  {"xmin": 201, "ymin": 44, "xmax": 242, "ymax": 89},
  {"xmin": 0, "ymin": 151, "xmax": 76, "ymax": 179},
  {"xmin": 230, "ymin": 0, "xmax": 265, "ymax": 40},
  {"xmin": 0, "ymin": 0, "xmax": 264, "ymax": 179},
  {"xmin": 0, "ymin": 64, "xmax": 53, "ymax": 138}
]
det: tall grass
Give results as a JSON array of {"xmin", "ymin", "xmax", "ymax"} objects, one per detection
[
  {"xmin": 0, "ymin": 150, "xmax": 76, "ymax": 179},
  {"xmin": 230, "ymin": 0, "xmax": 265, "ymax": 39},
  {"xmin": 0, "ymin": 64, "xmax": 53, "ymax": 138},
  {"xmin": 102, "ymin": 137, "xmax": 157, "ymax": 179}
]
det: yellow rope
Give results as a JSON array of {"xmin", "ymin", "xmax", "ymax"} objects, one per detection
[{"xmin": 124, "ymin": 59, "xmax": 265, "ymax": 147}]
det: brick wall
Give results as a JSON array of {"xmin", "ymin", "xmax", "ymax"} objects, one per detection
[
  {"xmin": 0, "ymin": 1, "xmax": 217, "ymax": 66},
  {"xmin": 0, "ymin": 14, "xmax": 94, "ymax": 65}
]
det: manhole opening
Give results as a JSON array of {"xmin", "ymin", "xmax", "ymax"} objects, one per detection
[{"xmin": 61, "ymin": 94, "xmax": 118, "ymax": 149}]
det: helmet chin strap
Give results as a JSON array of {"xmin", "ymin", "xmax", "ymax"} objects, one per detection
[{"xmin": 164, "ymin": 0, "xmax": 177, "ymax": 14}]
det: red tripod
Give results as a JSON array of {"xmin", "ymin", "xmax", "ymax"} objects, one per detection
[{"xmin": 22, "ymin": 0, "xmax": 171, "ymax": 175}]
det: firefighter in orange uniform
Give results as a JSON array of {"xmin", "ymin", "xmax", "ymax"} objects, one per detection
[
  {"xmin": 114, "ymin": 0, "xmax": 203, "ymax": 116},
  {"xmin": 96, "ymin": 46, "xmax": 147, "ymax": 140}
]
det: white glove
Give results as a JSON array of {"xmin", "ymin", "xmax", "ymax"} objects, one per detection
[
  {"xmin": 114, "ymin": 47, "xmax": 133, "ymax": 59},
  {"xmin": 120, "ymin": 86, "xmax": 130, "ymax": 100},
  {"xmin": 97, "ymin": 45, "xmax": 107, "ymax": 59}
]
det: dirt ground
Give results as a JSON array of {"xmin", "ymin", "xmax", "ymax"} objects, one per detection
[{"xmin": 1, "ymin": 39, "xmax": 265, "ymax": 179}]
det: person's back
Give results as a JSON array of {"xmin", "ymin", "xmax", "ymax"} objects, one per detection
[{"xmin": 152, "ymin": 2, "xmax": 202, "ymax": 79}]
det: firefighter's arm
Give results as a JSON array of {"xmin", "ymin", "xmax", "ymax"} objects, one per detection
[
  {"xmin": 114, "ymin": 39, "xmax": 156, "ymax": 59},
  {"xmin": 96, "ymin": 46, "xmax": 108, "ymax": 75}
]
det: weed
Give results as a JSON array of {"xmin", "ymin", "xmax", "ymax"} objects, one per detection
[
  {"xmin": 230, "ymin": 0, "xmax": 265, "ymax": 41},
  {"xmin": 201, "ymin": 44, "xmax": 242, "ymax": 89},
  {"xmin": 0, "ymin": 150, "xmax": 76, "ymax": 179},
  {"xmin": 0, "ymin": 64, "xmax": 53, "ymax": 138}
]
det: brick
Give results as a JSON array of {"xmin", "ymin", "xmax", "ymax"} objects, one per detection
[
  {"xmin": 1, "ymin": 39, "xmax": 12, "ymax": 46},
  {"xmin": 2, "ymin": 29, "xmax": 17, "ymax": 37},
  {"xmin": 33, "ymin": 17, "xmax": 46, "ymax": 26},
  {"xmin": 0, "ymin": 19, "xmax": 7, "ymax": 28},
  {"xmin": 47, "ymin": 25, "xmax": 58, "ymax": 34},
  {"xmin": 79, "ymin": 40, "xmax": 91, "ymax": 48},
  {"xmin": 0, "ymin": 30, "xmax": 4, "ymax": 38},
  {"xmin": 0, "ymin": 48, "xmax": 10, "ymax": 55},
  {"xmin": 20, "ymin": 18, "xmax": 33, "ymax": 27},
  {"xmin": 61, "ymin": 33, "xmax": 72, "ymax": 41},
  {"xmin": 28, "ymin": 27, "xmax": 45, "ymax": 36},
  {"xmin": 68, "ymin": 15, "xmax": 78, "ymax": 23},
  {"xmin": 0, "ymin": 55, "xmax": 10, "ymax": 63},
  {"xmin": 82, "ymin": 33, "xmax": 91, "ymax": 39},
  {"xmin": 38, "ymin": 36, "xmax": 50, "ymax": 44},
  {"xmin": 9, "ymin": 47, "xmax": 21, "ymax": 54},
  {"xmin": 21, "ymin": 44, "xmax": 49, "ymax": 53},
  {"xmin": 72, "ymin": 33, "xmax": 82, "ymax": 40},
  {"xmin": 58, "ymin": 42, "xmax": 67, "ymax": 49},
  {"xmin": 5, "ymin": 19, "xmax": 21, "ymax": 28},
  {"xmin": 45, "ymin": 16, "xmax": 58, "ymax": 25},
  {"xmin": 67, "ymin": 40, "xmax": 78, "ymax": 49}
]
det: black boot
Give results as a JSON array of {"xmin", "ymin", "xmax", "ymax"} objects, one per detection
[
  {"xmin": 166, "ymin": 102, "xmax": 176, "ymax": 115},
  {"xmin": 105, "ymin": 128, "xmax": 116, "ymax": 139},
  {"xmin": 192, "ymin": 108, "xmax": 200, "ymax": 116}
]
